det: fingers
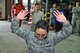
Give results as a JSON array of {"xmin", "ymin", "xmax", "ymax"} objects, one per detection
[
  {"xmin": 53, "ymin": 10, "xmax": 61, "ymax": 16},
  {"xmin": 25, "ymin": 10, "xmax": 29, "ymax": 15},
  {"xmin": 53, "ymin": 12, "xmax": 58, "ymax": 18},
  {"xmin": 56, "ymin": 10, "xmax": 61, "ymax": 15},
  {"xmin": 60, "ymin": 12, "xmax": 64, "ymax": 15},
  {"xmin": 20, "ymin": 10, "xmax": 29, "ymax": 16},
  {"xmin": 20, "ymin": 10, "xmax": 24, "ymax": 12},
  {"xmin": 20, "ymin": 9, "xmax": 28, "ymax": 13}
]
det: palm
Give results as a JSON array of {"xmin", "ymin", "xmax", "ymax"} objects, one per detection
[
  {"xmin": 17, "ymin": 10, "xmax": 29, "ymax": 20},
  {"xmin": 53, "ymin": 10, "xmax": 67, "ymax": 22}
]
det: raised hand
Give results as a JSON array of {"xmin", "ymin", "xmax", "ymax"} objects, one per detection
[
  {"xmin": 53, "ymin": 10, "xmax": 68, "ymax": 23},
  {"xmin": 16, "ymin": 9, "xmax": 29, "ymax": 20}
]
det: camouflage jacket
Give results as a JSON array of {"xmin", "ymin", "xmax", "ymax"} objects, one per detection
[
  {"xmin": 72, "ymin": 7, "xmax": 80, "ymax": 19},
  {"xmin": 11, "ymin": 17, "xmax": 72, "ymax": 53}
]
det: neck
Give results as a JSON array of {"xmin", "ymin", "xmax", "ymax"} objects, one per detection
[
  {"xmin": 35, "ymin": 10, "xmax": 40, "ymax": 12},
  {"xmin": 76, "ymin": 5, "xmax": 79, "ymax": 7}
]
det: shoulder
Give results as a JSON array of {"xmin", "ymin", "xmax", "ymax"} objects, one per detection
[
  {"xmin": 39, "ymin": 11, "xmax": 43, "ymax": 13},
  {"xmin": 25, "ymin": 30, "xmax": 34, "ymax": 37},
  {"xmin": 48, "ymin": 31, "xmax": 55, "ymax": 38},
  {"xmin": 39, "ymin": 11, "xmax": 44, "ymax": 15},
  {"xmin": 72, "ymin": 7, "xmax": 80, "ymax": 9},
  {"xmin": 72, "ymin": 7, "xmax": 80, "ymax": 12}
]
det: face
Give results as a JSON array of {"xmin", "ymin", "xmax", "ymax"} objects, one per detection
[
  {"xmin": 35, "ymin": 5, "xmax": 40, "ymax": 11},
  {"xmin": 35, "ymin": 28, "xmax": 47, "ymax": 40}
]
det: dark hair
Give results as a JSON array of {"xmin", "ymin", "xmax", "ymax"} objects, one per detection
[
  {"xmin": 35, "ymin": 3, "xmax": 40, "ymax": 6},
  {"xmin": 35, "ymin": 20, "xmax": 49, "ymax": 32}
]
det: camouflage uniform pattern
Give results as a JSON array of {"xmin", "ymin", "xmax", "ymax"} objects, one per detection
[{"xmin": 11, "ymin": 17, "xmax": 72, "ymax": 53}]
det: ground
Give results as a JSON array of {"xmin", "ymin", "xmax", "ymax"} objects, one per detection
[{"xmin": 0, "ymin": 21, "xmax": 80, "ymax": 53}]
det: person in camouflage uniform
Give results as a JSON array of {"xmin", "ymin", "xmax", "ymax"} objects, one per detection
[
  {"xmin": 72, "ymin": 1, "xmax": 80, "ymax": 36},
  {"xmin": 11, "ymin": 10, "xmax": 72, "ymax": 53}
]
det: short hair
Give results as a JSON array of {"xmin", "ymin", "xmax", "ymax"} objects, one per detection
[
  {"xmin": 35, "ymin": 20, "xmax": 49, "ymax": 32},
  {"xmin": 35, "ymin": 3, "xmax": 40, "ymax": 6}
]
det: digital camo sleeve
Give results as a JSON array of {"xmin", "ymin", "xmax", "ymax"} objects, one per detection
[
  {"xmin": 11, "ymin": 17, "xmax": 30, "ymax": 40},
  {"xmin": 53, "ymin": 22, "xmax": 72, "ymax": 45},
  {"xmin": 72, "ymin": 7, "xmax": 80, "ymax": 13}
]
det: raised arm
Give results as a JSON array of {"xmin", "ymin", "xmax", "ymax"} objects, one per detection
[
  {"xmin": 52, "ymin": 10, "xmax": 72, "ymax": 44},
  {"xmin": 11, "ymin": 9, "xmax": 30, "ymax": 40}
]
